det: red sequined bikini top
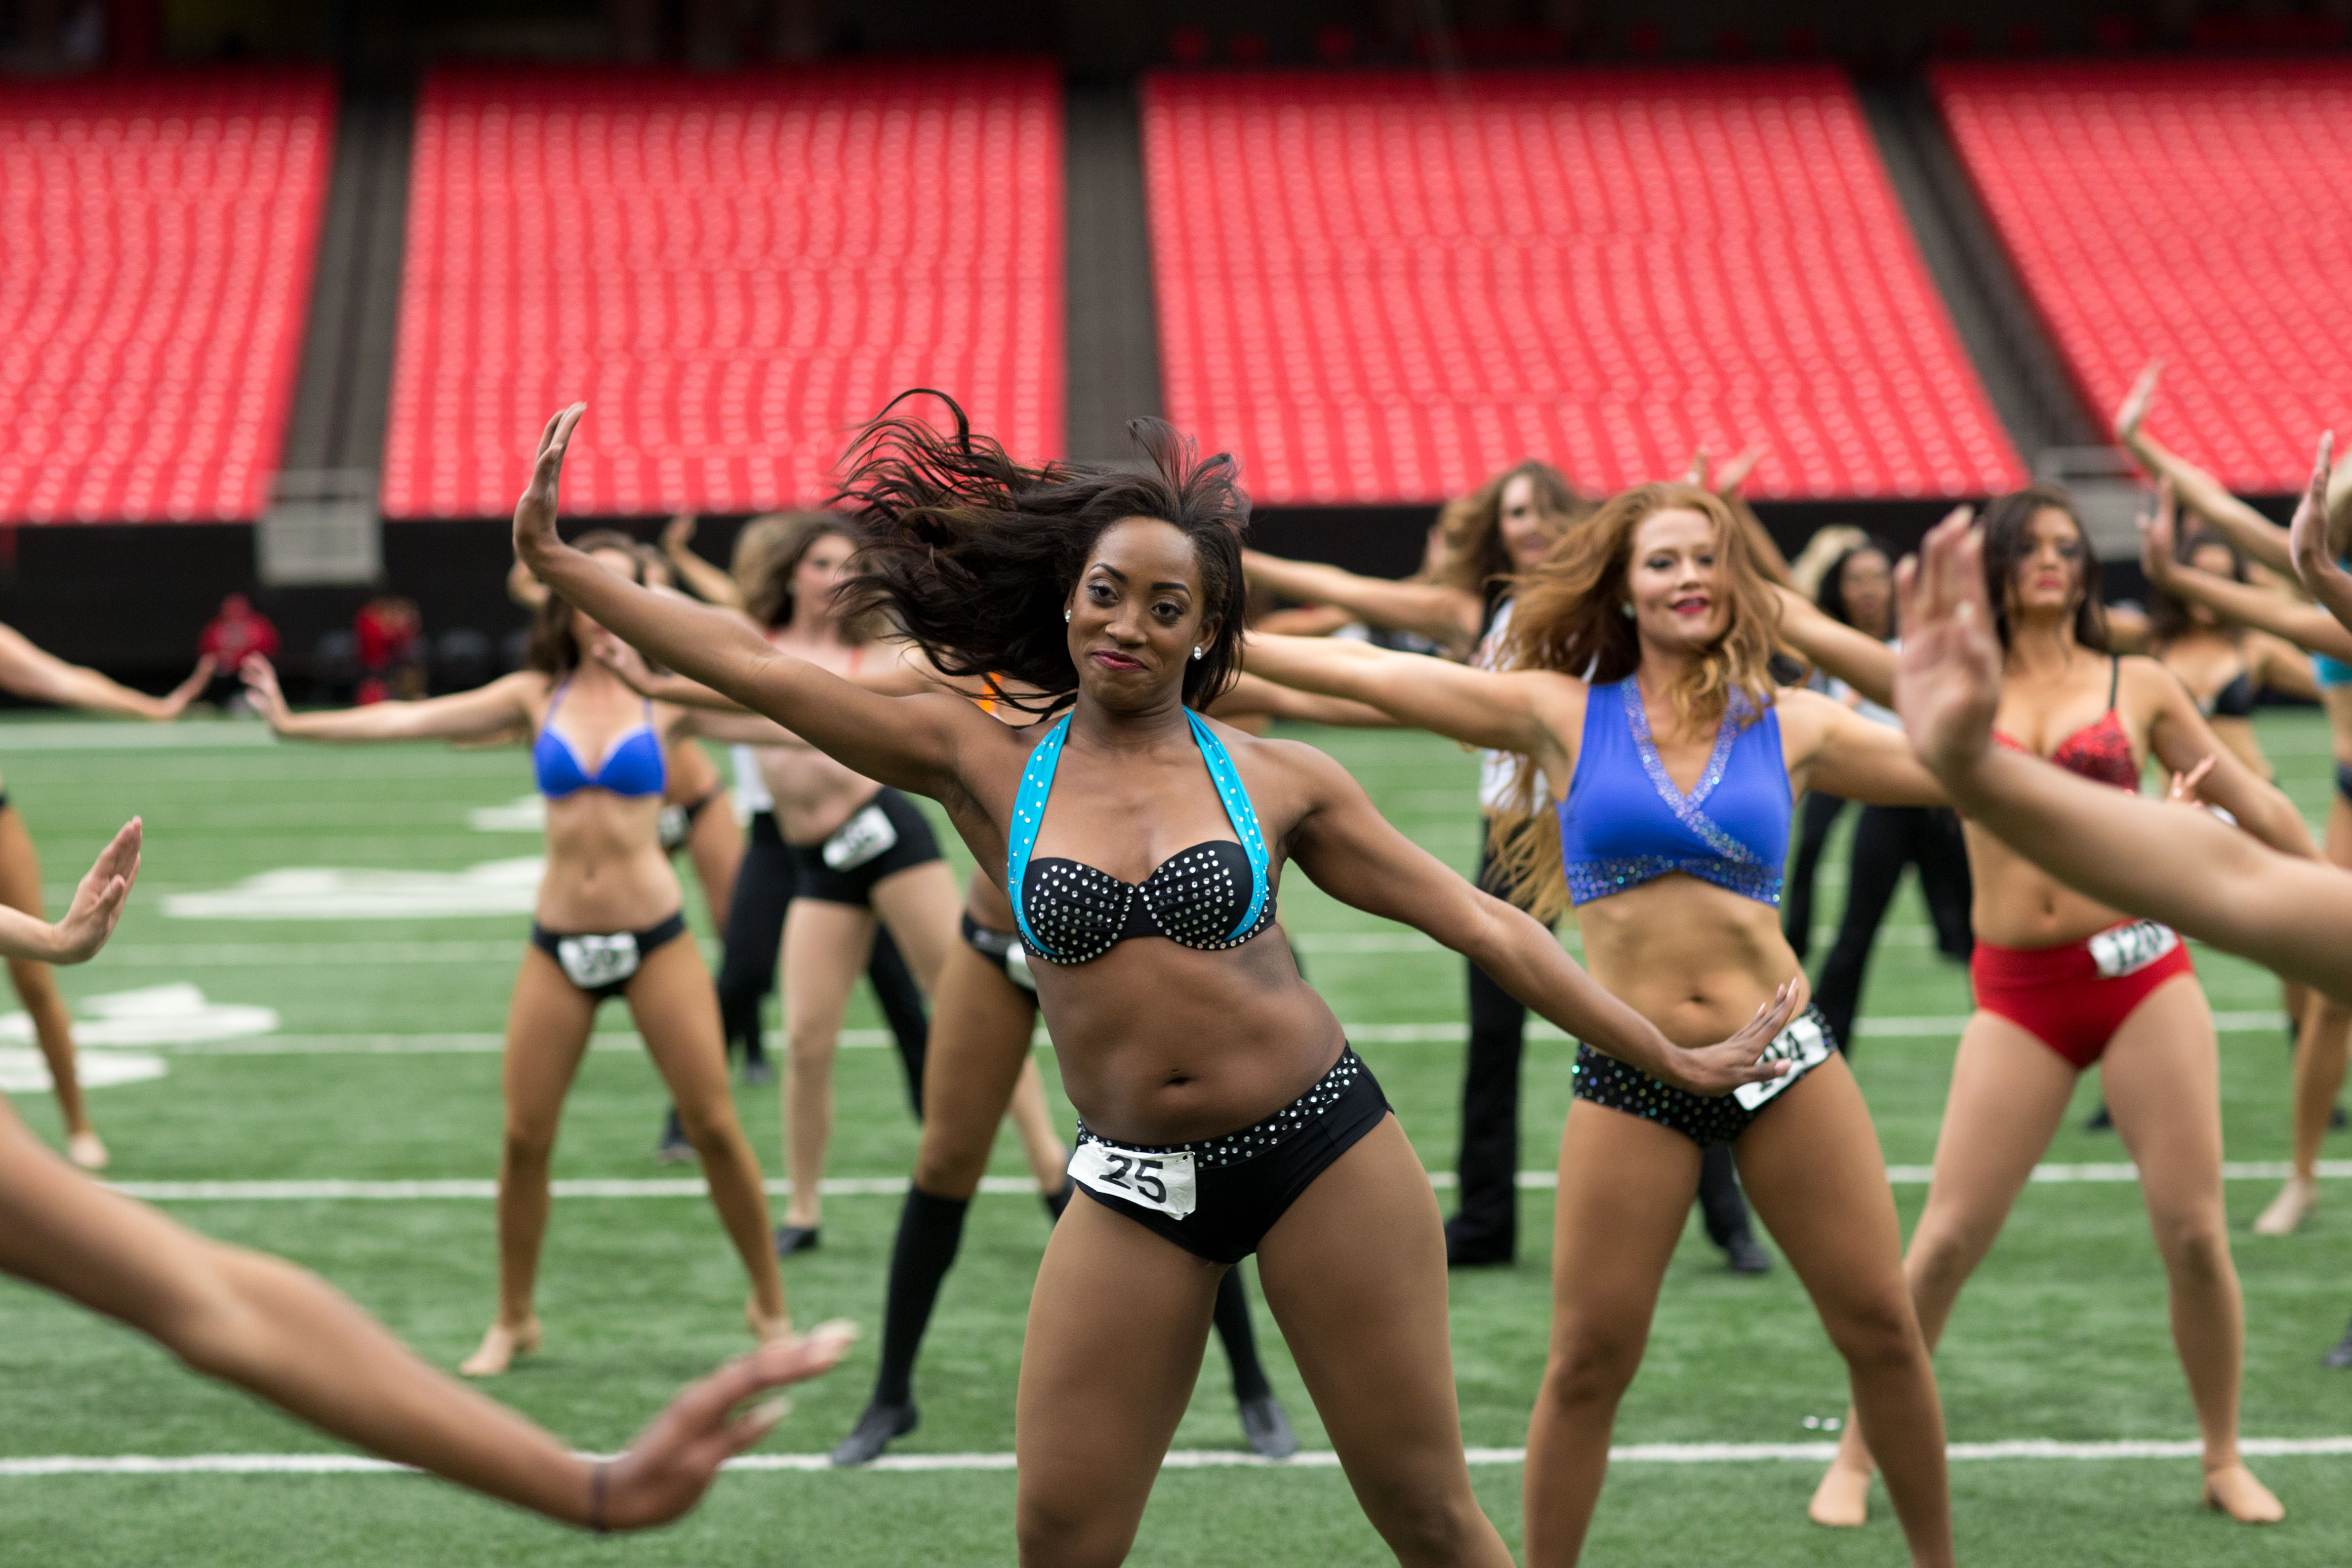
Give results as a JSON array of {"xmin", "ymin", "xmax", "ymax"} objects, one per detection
[{"xmin": 1993, "ymin": 658, "xmax": 2139, "ymax": 792}]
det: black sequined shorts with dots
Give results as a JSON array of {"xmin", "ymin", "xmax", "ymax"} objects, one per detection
[
  {"xmin": 1071, "ymin": 1046, "xmax": 1389, "ymax": 1264},
  {"xmin": 1571, "ymin": 1005, "xmax": 1838, "ymax": 1147}
]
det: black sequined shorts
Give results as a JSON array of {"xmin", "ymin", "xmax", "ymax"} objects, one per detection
[
  {"xmin": 1572, "ymin": 1006, "xmax": 1837, "ymax": 1147},
  {"xmin": 1070, "ymin": 1046, "xmax": 1389, "ymax": 1264}
]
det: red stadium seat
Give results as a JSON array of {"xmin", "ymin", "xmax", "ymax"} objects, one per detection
[
  {"xmin": 1141, "ymin": 68, "xmax": 2021, "ymax": 504},
  {"xmin": 0, "ymin": 69, "xmax": 334, "ymax": 523},
  {"xmin": 380, "ymin": 62, "xmax": 1062, "ymax": 519},
  {"xmin": 1935, "ymin": 61, "xmax": 2352, "ymax": 493}
]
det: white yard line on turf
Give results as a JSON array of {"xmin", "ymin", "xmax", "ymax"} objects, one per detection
[
  {"xmin": 106, "ymin": 1161, "xmax": 2352, "ymax": 1203},
  {"xmin": 7, "ymin": 1437, "xmax": 2351, "ymax": 1478}
]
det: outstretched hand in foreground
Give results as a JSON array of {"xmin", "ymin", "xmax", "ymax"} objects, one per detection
[
  {"xmin": 0, "ymin": 817, "xmax": 143, "ymax": 965},
  {"xmin": 1891, "ymin": 511, "xmax": 2002, "ymax": 783}
]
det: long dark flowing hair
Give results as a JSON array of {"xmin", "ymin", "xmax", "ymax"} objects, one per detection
[
  {"xmin": 1434, "ymin": 460, "xmax": 1587, "ymax": 605},
  {"xmin": 1978, "ymin": 484, "xmax": 2108, "ymax": 652},
  {"xmin": 1816, "ymin": 535, "xmax": 1897, "ymax": 636},
  {"xmin": 527, "ymin": 528, "xmax": 643, "ymax": 677},
  {"xmin": 836, "ymin": 392, "xmax": 1250, "ymax": 717}
]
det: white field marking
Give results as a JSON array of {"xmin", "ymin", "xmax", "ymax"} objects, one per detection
[
  {"xmin": 106, "ymin": 1161, "xmax": 2352, "ymax": 1203},
  {"xmin": 8, "ymin": 1436, "xmax": 2352, "ymax": 1479},
  {"xmin": 0, "ymin": 722, "xmax": 279, "ymax": 751},
  {"xmin": 468, "ymin": 795, "xmax": 546, "ymax": 832},
  {"xmin": 0, "ymin": 985, "xmax": 278, "ymax": 1092},
  {"xmin": 162, "ymin": 861, "xmax": 547, "ymax": 921},
  {"xmin": 0, "ymin": 1048, "xmax": 166, "ymax": 1093}
]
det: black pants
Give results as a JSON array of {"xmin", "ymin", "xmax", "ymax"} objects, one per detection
[
  {"xmin": 1812, "ymin": 804, "xmax": 1973, "ymax": 1054},
  {"xmin": 1781, "ymin": 792, "xmax": 1849, "ymax": 961},
  {"xmin": 1451, "ymin": 825, "xmax": 1751, "ymax": 1258},
  {"xmin": 714, "ymin": 811, "xmax": 930, "ymax": 1114}
]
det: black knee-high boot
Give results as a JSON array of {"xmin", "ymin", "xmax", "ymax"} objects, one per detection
[{"xmin": 831, "ymin": 1187, "xmax": 968, "ymax": 1465}]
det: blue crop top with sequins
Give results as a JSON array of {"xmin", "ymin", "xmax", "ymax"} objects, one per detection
[
  {"xmin": 1005, "ymin": 710, "xmax": 1276, "ymax": 965},
  {"xmin": 1555, "ymin": 679, "xmax": 1790, "ymax": 907}
]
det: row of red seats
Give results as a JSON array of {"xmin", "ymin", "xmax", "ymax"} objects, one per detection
[
  {"xmin": 1144, "ymin": 67, "xmax": 2023, "ymax": 503},
  {"xmin": 1936, "ymin": 60, "xmax": 2352, "ymax": 491},
  {"xmin": 0, "ymin": 69, "xmax": 333, "ymax": 523},
  {"xmin": 379, "ymin": 63, "xmax": 1061, "ymax": 518}
]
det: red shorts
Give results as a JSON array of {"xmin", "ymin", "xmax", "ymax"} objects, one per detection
[{"xmin": 1968, "ymin": 920, "xmax": 2199, "ymax": 1071}]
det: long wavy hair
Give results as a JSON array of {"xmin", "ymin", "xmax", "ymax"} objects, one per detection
[
  {"xmin": 1979, "ymin": 484, "xmax": 2108, "ymax": 653},
  {"xmin": 527, "ymin": 528, "xmax": 643, "ymax": 678},
  {"xmin": 836, "ymin": 392, "xmax": 1250, "ymax": 717},
  {"xmin": 1435, "ymin": 460, "xmax": 1587, "ymax": 605},
  {"xmin": 1816, "ymin": 535, "xmax": 1898, "ymax": 637},
  {"xmin": 1487, "ymin": 483, "xmax": 1786, "ymax": 920}
]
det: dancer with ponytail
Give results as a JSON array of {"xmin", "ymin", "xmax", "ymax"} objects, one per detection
[
  {"xmin": 1245, "ymin": 482, "xmax": 1959, "ymax": 1568},
  {"xmin": 523, "ymin": 398, "xmax": 1795, "ymax": 1566},
  {"xmin": 1781, "ymin": 483, "xmax": 2308, "ymax": 1528}
]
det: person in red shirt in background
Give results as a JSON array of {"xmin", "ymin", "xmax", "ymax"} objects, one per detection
[
  {"xmin": 197, "ymin": 594, "xmax": 279, "ymax": 711},
  {"xmin": 355, "ymin": 595, "xmax": 425, "ymax": 705}
]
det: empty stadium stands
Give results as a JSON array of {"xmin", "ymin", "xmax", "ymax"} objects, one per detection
[
  {"xmin": 1936, "ymin": 61, "xmax": 2352, "ymax": 493},
  {"xmin": 0, "ymin": 69, "xmax": 335, "ymax": 523},
  {"xmin": 1142, "ymin": 67, "xmax": 2024, "ymax": 504},
  {"xmin": 379, "ymin": 62, "xmax": 1062, "ymax": 518}
]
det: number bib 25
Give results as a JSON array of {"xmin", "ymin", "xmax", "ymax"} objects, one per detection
[
  {"xmin": 555, "ymin": 933, "xmax": 641, "ymax": 991},
  {"xmin": 2088, "ymin": 919, "xmax": 2179, "ymax": 979},
  {"xmin": 1068, "ymin": 1140, "xmax": 1198, "ymax": 1219},
  {"xmin": 1733, "ymin": 1012, "xmax": 1833, "ymax": 1112}
]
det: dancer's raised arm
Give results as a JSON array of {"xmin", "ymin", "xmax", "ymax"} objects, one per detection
[
  {"xmin": 2140, "ymin": 480, "xmax": 2352, "ymax": 661},
  {"xmin": 660, "ymin": 516, "xmax": 747, "ymax": 608},
  {"xmin": 511, "ymin": 408, "xmax": 993, "ymax": 799},
  {"xmin": 2116, "ymin": 362, "xmax": 2299, "ymax": 574},
  {"xmin": 0, "ymin": 624, "xmax": 210, "ymax": 721},
  {"xmin": 0, "ymin": 818, "xmax": 141, "ymax": 965},
  {"xmin": 1279, "ymin": 737, "xmax": 1795, "ymax": 1093},
  {"xmin": 1242, "ymin": 631, "xmax": 1574, "ymax": 759},
  {"xmin": 1240, "ymin": 549, "xmax": 1482, "ymax": 650},
  {"xmin": 1897, "ymin": 513, "xmax": 2352, "ymax": 998},
  {"xmin": 2285, "ymin": 434, "xmax": 2352, "ymax": 639}
]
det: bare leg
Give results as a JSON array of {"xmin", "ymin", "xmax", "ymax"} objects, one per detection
[
  {"xmin": 1008, "ymin": 1057, "xmax": 1067, "ymax": 1194},
  {"xmin": 2102, "ymin": 978, "xmax": 2281, "ymax": 1522},
  {"xmin": 686, "ymin": 796, "xmax": 743, "ymax": 940},
  {"xmin": 911, "ymin": 939, "xmax": 1044, "ymax": 1200},
  {"xmin": 1812, "ymin": 1010, "xmax": 2072, "ymax": 1521},
  {"xmin": 870, "ymin": 860, "xmax": 959, "ymax": 987},
  {"xmin": 462, "ymin": 948, "xmax": 596, "ymax": 1375},
  {"xmin": 627, "ymin": 936, "xmax": 788, "ymax": 1328},
  {"xmin": 1523, "ymin": 1101, "xmax": 1701, "ymax": 1567},
  {"xmin": 2260, "ymin": 992, "xmax": 2348, "ymax": 1231},
  {"xmin": 778, "ymin": 898, "xmax": 875, "ymax": 1231},
  {"xmin": 1255, "ymin": 1116, "xmax": 1513, "ymax": 1567},
  {"xmin": 1737, "ymin": 1056, "xmax": 1951, "ymax": 1567},
  {"xmin": 0, "ymin": 810, "xmax": 98, "ymax": 1165},
  {"xmin": 1013, "ymin": 1195, "xmax": 1223, "ymax": 1566}
]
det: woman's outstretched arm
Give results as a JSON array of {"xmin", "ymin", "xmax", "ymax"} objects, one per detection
[
  {"xmin": 512, "ymin": 408, "xmax": 989, "ymax": 797},
  {"xmin": 242, "ymin": 656, "xmax": 540, "ymax": 745},
  {"xmin": 0, "ymin": 818, "xmax": 141, "ymax": 964},
  {"xmin": 660, "ymin": 516, "xmax": 746, "ymax": 608},
  {"xmin": 2140, "ymin": 480, "xmax": 2352, "ymax": 660},
  {"xmin": 1211, "ymin": 671, "xmax": 1397, "ymax": 728},
  {"xmin": 1242, "ymin": 631, "xmax": 1575, "ymax": 759},
  {"xmin": 0, "ymin": 624, "xmax": 211, "ymax": 721},
  {"xmin": 1240, "ymin": 550, "xmax": 1482, "ymax": 651},
  {"xmin": 0, "ymin": 1096, "xmax": 854, "ymax": 1530},
  {"xmin": 2284, "ymin": 433, "xmax": 2352, "ymax": 640},
  {"xmin": 1896, "ymin": 511, "xmax": 2352, "ymax": 1000},
  {"xmin": 2115, "ymin": 363, "xmax": 2298, "ymax": 574},
  {"xmin": 1274, "ymin": 736, "xmax": 1797, "ymax": 1093}
]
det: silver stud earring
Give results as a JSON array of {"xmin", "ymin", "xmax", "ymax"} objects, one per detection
[
  {"xmin": 1620, "ymin": 602, "xmax": 1634, "ymax": 619},
  {"xmin": 1192, "ymin": 646, "xmax": 1205, "ymax": 661},
  {"xmin": 1063, "ymin": 610, "xmax": 1072, "ymax": 623}
]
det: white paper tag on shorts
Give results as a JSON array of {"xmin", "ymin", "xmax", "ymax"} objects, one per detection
[
  {"xmin": 555, "ymin": 932, "xmax": 642, "ymax": 991},
  {"xmin": 1068, "ymin": 1140, "xmax": 1198, "ymax": 1219},
  {"xmin": 1004, "ymin": 939, "xmax": 1037, "ymax": 993},
  {"xmin": 821, "ymin": 802, "xmax": 898, "ymax": 871},
  {"xmin": 1733, "ymin": 1013, "xmax": 1832, "ymax": 1112},
  {"xmin": 2087, "ymin": 919, "xmax": 2178, "ymax": 980}
]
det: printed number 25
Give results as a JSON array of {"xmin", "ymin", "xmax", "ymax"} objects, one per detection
[{"xmin": 1100, "ymin": 1153, "xmax": 1168, "ymax": 1205}]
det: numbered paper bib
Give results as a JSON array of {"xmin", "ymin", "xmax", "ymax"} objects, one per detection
[
  {"xmin": 1733, "ymin": 1012, "xmax": 1833, "ymax": 1112},
  {"xmin": 1069, "ymin": 1140, "xmax": 1198, "ymax": 1219},
  {"xmin": 556, "ymin": 933, "xmax": 642, "ymax": 991},
  {"xmin": 2088, "ymin": 919, "xmax": 2178, "ymax": 980},
  {"xmin": 822, "ymin": 803, "xmax": 899, "ymax": 871},
  {"xmin": 1004, "ymin": 939, "xmax": 1037, "ymax": 993}
]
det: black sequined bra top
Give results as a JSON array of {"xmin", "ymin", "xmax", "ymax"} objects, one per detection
[{"xmin": 1006, "ymin": 713, "xmax": 1276, "ymax": 966}]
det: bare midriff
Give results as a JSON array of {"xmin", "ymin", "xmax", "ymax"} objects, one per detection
[
  {"xmin": 1964, "ymin": 822, "xmax": 2130, "ymax": 951},
  {"xmin": 1571, "ymin": 874, "xmax": 1807, "ymax": 1049},
  {"xmin": 536, "ymin": 791, "xmax": 680, "ymax": 930}
]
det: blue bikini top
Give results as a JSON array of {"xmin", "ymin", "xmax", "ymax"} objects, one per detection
[
  {"xmin": 533, "ymin": 682, "xmax": 667, "ymax": 799},
  {"xmin": 1556, "ymin": 679, "xmax": 1789, "ymax": 907},
  {"xmin": 1006, "ymin": 711, "xmax": 1275, "ymax": 965}
]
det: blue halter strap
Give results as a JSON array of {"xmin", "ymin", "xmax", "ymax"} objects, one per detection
[{"xmin": 1004, "ymin": 710, "xmax": 1272, "ymax": 962}]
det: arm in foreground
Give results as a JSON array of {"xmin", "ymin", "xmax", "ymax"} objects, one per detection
[
  {"xmin": 1277, "ymin": 740, "xmax": 1796, "ymax": 1094},
  {"xmin": 1896, "ymin": 513, "xmax": 2352, "ymax": 1000},
  {"xmin": 0, "ymin": 818, "xmax": 141, "ymax": 964},
  {"xmin": 0, "ymin": 1102, "xmax": 855, "ymax": 1531},
  {"xmin": 513, "ymin": 408, "xmax": 980, "ymax": 795}
]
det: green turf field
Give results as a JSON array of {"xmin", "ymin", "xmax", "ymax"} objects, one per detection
[{"xmin": 1, "ymin": 710, "xmax": 2348, "ymax": 1566}]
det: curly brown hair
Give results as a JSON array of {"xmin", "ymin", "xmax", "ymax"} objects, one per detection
[
  {"xmin": 739, "ymin": 511, "xmax": 869, "ymax": 636},
  {"xmin": 1435, "ymin": 460, "xmax": 1587, "ymax": 604},
  {"xmin": 1487, "ymin": 483, "xmax": 1787, "ymax": 919}
]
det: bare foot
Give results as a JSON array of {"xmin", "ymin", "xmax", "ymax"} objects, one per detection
[
  {"xmin": 1808, "ymin": 1459, "xmax": 1872, "ymax": 1528},
  {"xmin": 746, "ymin": 1298, "xmax": 792, "ymax": 1345},
  {"xmin": 2252, "ymin": 1176, "xmax": 2319, "ymax": 1236},
  {"xmin": 458, "ymin": 1317, "xmax": 541, "ymax": 1377},
  {"xmin": 2202, "ymin": 1462, "xmax": 2284, "ymax": 1524},
  {"xmin": 67, "ymin": 1130, "xmax": 109, "ymax": 1171}
]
